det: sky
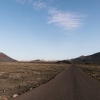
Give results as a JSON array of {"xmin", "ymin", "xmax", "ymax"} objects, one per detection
[{"xmin": 0, "ymin": 0, "xmax": 100, "ymax": 61}]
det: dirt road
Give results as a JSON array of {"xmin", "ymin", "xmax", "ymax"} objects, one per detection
[{"xmin": 13, "ymin": 65, "xmax": 100, "ymax": 100}]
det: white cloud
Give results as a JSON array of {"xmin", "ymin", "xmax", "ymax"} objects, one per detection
[
  {"xmin": 48, "ymin": 9, "xmax": 83, "ymax": 30},
  {"xmin": 16, "ymin": 0, "xmax": 84, "ymax": 31},
  {"xmin": 32, "ymin": 1, "xmax": 47, "ymax": 10}
]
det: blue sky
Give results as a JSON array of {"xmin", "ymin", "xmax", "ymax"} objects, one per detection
[{"xmin": 0, "ymin": 0, "xmax": 100, "ymax": 61}]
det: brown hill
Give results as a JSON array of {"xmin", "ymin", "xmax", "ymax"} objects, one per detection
[
  {"xmin": 71, "ymin": 52, "xmax": 100, "ymax": 64},
  {"xmin": 0, "ymin": 52, "xmax": 17, "ymax": 62}
]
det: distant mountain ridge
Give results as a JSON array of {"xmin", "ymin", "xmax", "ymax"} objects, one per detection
[
  {"xmin": 0, "ymin": 52, "xmax": 100, "ymax": 64},
  {"xmin": 70, "ymin": 52, "xmax": 100, "ymax": 64},
  {"xmin": 0, "ymin": 52, "xmax": 17, "ymax": 62}
]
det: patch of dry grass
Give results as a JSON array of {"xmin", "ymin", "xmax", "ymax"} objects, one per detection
[
  {"xmin": 79, "ymin": 64, "xmax": 100, "ymax": 81},
  {"xmin": 0, "ymin": 62, "xmax": 69, "ymax": 100}
]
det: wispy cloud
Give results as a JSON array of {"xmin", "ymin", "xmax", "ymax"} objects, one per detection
[
  {"xmin": 32, "ymin": 1, "xmax": 84, "ymax": 30},
  {"xmin": 32, "ymin": 1, "xmax": 47, "ymax": 10},
  {"xmin": 32, "ymin": 0, "xmax": 55, "ymax": 10},
  {"xmin": 16, "ymin": 0, "xmax": 85, "ymax": 31},
  {"xmin": 48, "ymin": 9, "xmax": 83, "ymax": 30}
]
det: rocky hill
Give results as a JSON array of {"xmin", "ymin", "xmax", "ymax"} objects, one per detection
[
  {"xmin": 0, "ymin": 52, "xmax": 17, "ymax": 62},
  {"xmin": 70, "ymin": 52, "xmax": 100, "ymax": 64}
]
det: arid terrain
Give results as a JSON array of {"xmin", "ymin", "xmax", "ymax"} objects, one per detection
[
  {"xmin": 13, "ymin": 65, "xmax": 100, "ymax": 100},
  {"xmin": 79, "ymin": 64, "xmax": 100, "ymax": 81},
  {"xmin": 0, "ymin": 62, "xmax": 100, "ymax": 100},
  {"xmin": 0, "ymin": 62, "xmax": 69, "ymax": 100}
]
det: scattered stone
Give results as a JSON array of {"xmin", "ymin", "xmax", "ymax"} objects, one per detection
[
  {"xmin": 0, "ymin": 72, "xmax": 5, "ymax": 75},
  {"xmin": 13, "ymin": 94, "xmax": 19, "ymax": 98},
  {"xmin": 0, "ymin": 97, "xmax": 8, "ymax": 100},
  {"xmin": 30, "ymin": 88, "xmax": 33, "ymax": 90},
  {"xmin": 3, "ymin": 98, "xmax": 8, "ymax": 100},
  {"xmin": 3, "ymin": 90, "xmax": 6, "ymax": 92}
]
